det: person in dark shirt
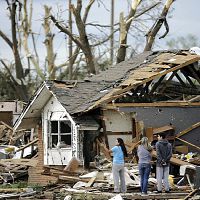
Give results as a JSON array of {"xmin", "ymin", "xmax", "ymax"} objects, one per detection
[{"xmin": 156, "ymin": 133, "xmax": 172, "ymax": 193}]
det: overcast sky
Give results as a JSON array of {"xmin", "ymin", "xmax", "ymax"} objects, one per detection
[{"xmin": 0, "ymin": 0, "xmax": 200, "ymax": 65}]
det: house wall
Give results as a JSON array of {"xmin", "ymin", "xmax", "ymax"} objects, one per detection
[
  {"xmin": 43, "ymin": 96, "xmax": 77, "ymax": 165},
  {"xmin": 103, "ymin": 110, "xmax": 133, "ymax": 148},
  {"xmin": 0, "ymin": 101, "xmax": 24, "ymax": 126},
  {"xmin": 118, "ymin": 106, "xmax": 200, "ymax": 151}
]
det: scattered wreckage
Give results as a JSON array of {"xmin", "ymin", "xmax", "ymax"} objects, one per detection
[{"xmin": 0, "ymin": 49, "xmax": 200, "ymax": 199}]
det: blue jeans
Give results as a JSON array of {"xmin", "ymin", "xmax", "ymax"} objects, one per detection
[{"xmin": 139, "ymin": 163, "xmax": 151, "ymax": 193}]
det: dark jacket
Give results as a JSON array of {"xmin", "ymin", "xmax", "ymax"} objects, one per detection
[{"xmin": 156, "ymin": 139, "xmax": 172, "ymax": 167}]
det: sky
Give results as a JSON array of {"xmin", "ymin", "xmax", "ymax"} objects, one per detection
[{"xmin": 0, "ymin": 0, "xmax": 200, "ymax": 66}]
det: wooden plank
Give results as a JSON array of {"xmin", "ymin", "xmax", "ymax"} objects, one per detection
[
  {"xmin": 183, "ymin": 189, "xmax": 198, "ymax": 200},
  {"xmin": 130, "ymin": 71, "xmax": 158, "ymax": 78},
  {"xmin": 85, "ymin": 175, "xmax": 97, "ymax": 188},
  {"xmin": 104, "ymin": 102, "xmax": 200, "ymax": 109},
  {"xmin": 96, "ymin": 139, "xmax": 112, "ymax": 160},
  {"xmin": 145, "ymin": 127, "xmax": 153, "ymax": 142},
  {"xmin": 154, "ymin": 52, "xmax": 174, "ymax": 63},
  {"xmin": 127, "ymin": 140, "xmax": 141, "ymax": 154},
  {"xmin": 152, "ymin": 150, "xmax": 189, "ymax": 166},
  {"xmin": 176, "ymin": 122, "xmax": 200, "ymax": 138},
  {"xmin": 106, "ymin": 131, "xmax": 132, "ymax": 135},
  {"xmin": 163, "ymin": 54, "xmax": 199, "ymax": 65},
  {"xmin": 175, "ymin": 145, "xmax": 189, "ymax": 154},
  {"xmin": 147, "ymin": 63, "xmax": 171, "ymax": 69},
  {"xmin": 59, "ymin": 175, "xmax": 108, "ymax": 183},
  {"xmin": 0, "ymin": 121, "xmax": 13, "ymax": 130},
  {"xmin": 120, "ymin": 79, "xmax": 142, "ymax": 87},
  {"xmin": 176, "ymin": 137, "xmax": 200, "ymax": 151},
  {"xmin": 63, "ymin": 157, "xmax": 80, "ymax": 172},
  {"xmin": 0, "ymin": 159, "xmax": 38, "ymax": 167},
  {"xmin": 15, "ymin": 138, "xmax": 38, "ymax": 152},
  {"xmin": 153, "ymin": 125, "xmax": 174, "ymax": 134},
  {"xmin": 86, "ymin": 53, "xmax": 200, "ymax": 112}
]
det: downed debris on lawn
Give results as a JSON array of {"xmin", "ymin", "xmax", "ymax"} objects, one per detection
[{"xmin": 0, "ymin": 121, "xmax": 199, "ymax": 199}]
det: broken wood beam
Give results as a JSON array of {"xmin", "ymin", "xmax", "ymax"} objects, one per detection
[
  {"xmin": 128, "ymin": 140, "xmax": 141, "ymax": 154},
  {"xmin": 176, "ymin": 137, "xmax": 200, "ymax": 151},
  {"xmin": 15, "ymin": 138, "xmax": 38, "ymax": 152},
  {"xmin": 59, "ymin": 175, "xmax": 108, "ymax": 183},
  {"xmin": 152, "ymin": 150, "xmax": 189, "ymax": 166},
  {"xmin": 85, "ymin": 176, "xmax": 97, "ymax": 188},
  {"xmin": 183, "ymin": 189, "xmax": 198, "ymax": 200},
  {"xmin": 176, "ymin": 122, "xmax": 200, "ymax": 138},
  {"xmin": 96, "ymin": 139, "xmax": 112, "ymax": 160}
]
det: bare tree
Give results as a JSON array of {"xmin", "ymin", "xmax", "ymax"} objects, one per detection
[
  {"xmin": 68, "ymin": 0, "xmax": 73, "ymax": 80},
  {"xmin": 0, "ymin": 0, "xmax": 28, "ymax": 101},
  {"xmin": 51, "ymin": 0, "xmax": 96, "ymax": 75},
  {"xmin": 43, "ymin": 5, "xmax": 56, "ymax": 79},
  {"xmin": 110, "ymin": 0, "xmax": 114, "ymax": 65},
  {"xmin": 116, "ymin": 0, "xmax": 142, "ymax": 63},
  {"xmin": 0, "ymin": 0, "xmax": 177, "ymax": 101},
  {"xmin": 144, "ymin": 0, "xmax": 174, "ymax": 51},
  {"xmin": 21, "ymin": 0, "xmax": 45, "ymax": 80}
]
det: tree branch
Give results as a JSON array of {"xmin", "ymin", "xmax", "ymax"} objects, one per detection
[
  {"xmin": 144, "ymin": 0, "xmax": 175, "ymax": 51},
  {"xmin": 50, "ymin": 15, "xmax": 84, "ymax": 49},
  {"xmin": 0, "ymin": 30, "xmax": 13, "ymax": 49}
]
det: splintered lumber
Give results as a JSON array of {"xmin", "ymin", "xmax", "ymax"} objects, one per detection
[
  {"xmin": 183, "ymin": 189, "xmax": 198, "ymax": 200},
  {"xmin": 59, "ymin": 175, "xmax": 108, "ymax": 183},
  {"xmin": 176, "ymin": 122, "xmax": 200, "ymax": 138},
  {"xmin": 96, "ymin": 139, "xmax": 112, "ymax": 160},
  {"xmin": 0, "ymin": 188, "xmax": 28, "ymax": 193},
  {"xmin": 15, "ymin": 139, "xmax": 38, "ymax": 152},
  {"xmin": 43, "ymin": 165, "xmax": 82, "ymax": 175},
  {"xmin": 85, "ymin": 176, "xmax": 97, "ymax": 188},
  {"xmin": 84, "ymin": 171, "xmax": 99, "ymax": 188},
  {"xmin": 176, "ymin": 137, "xmax": 200, "ymax": 151},
  {"xmin": 153, "ymin": 125, "xmax": 174, "ymax": 134},
  {"xmin": 175, "ymin": 145, "xmax": 189, "ymax": 154},
  {"xmin": 0, "ymin": 121, "xmax": 13, "ymax": 130},
  {"xmin": 0, "ymin": 159, "xmax": 38, "ymax": 167},
  {"xmin": 128, "ymin": 140, "xmax": 141, "ymax": 153},
  {"xmin": 63, "ymin": 157, "xmax": 80, "ymax": 172},
  {"xmin": 151, "ymin": 150, "xmax": 189, "ymax": 166}
]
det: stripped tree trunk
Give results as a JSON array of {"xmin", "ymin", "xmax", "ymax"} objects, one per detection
[
  {"xmin": 116, "ymin": 0, "xmax": 141, "ymax": 63},
  {"xmin": 144, "ymin": 0, "xmax": 174, "ymax": 51}
]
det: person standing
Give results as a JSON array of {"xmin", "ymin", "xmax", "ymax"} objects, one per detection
[
  {"xmin": 137, "ymin": 137, "xmax": 153, "ymax": 194},
  {"xmin": 156, "ymin": 133, "xmax": 172, "ymax": 193},
  {"xmin": 104, "ymin": 138, "xmax": 128, "ymax": 193}
]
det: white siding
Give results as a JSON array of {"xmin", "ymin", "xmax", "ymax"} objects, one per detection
[{"xmin": 43, "ymin": 96, "xmax": 77, "ymax": 165}]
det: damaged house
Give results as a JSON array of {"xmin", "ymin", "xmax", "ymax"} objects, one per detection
[{"xmin": 14, "ymin": 50, "xmax": 200, "ymax": 185}]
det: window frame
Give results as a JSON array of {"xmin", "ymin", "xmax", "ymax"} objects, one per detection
[{"xmin": 48, "ymin": 119, "xmax": 72, "ymax": 149}]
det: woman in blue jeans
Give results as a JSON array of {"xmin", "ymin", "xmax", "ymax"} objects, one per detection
[{"xmin": 137, "ymin": 137, "xmax": 152, "ymax": 194}]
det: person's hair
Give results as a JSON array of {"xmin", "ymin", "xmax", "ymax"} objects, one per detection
[
  {"xmin": 141, "ymin": 137, "xmax": 152, "ymax": 151},
  {"xmin": 157, "ymin": 133, "xmax": 166, "ymax": 139},
  {"xmin": 117, "ymin": 138, "xmax": 128, "ymax": 157}
]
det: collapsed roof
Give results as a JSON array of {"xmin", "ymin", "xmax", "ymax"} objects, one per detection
[
  {"xmin": 47, "ymin": 50, "xmax": 200, "ymax": 115},
  {"xmin": 14, "ymin": 49, "xmax": 200, "ymax": 129}
]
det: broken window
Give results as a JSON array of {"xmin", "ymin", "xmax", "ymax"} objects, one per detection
[{"xmin": 48, "ymin": 120, "xmax": 72, "ymax": 148}]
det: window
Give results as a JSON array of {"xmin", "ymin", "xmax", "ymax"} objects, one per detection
[{"xmin": 48, "ymin": 120, "xmax": 72, "ymax": 148}]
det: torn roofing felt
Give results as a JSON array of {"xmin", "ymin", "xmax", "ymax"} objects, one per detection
[{"xmin": 46, "ymin": 50, "xmax": 200, "ymax": 115}]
